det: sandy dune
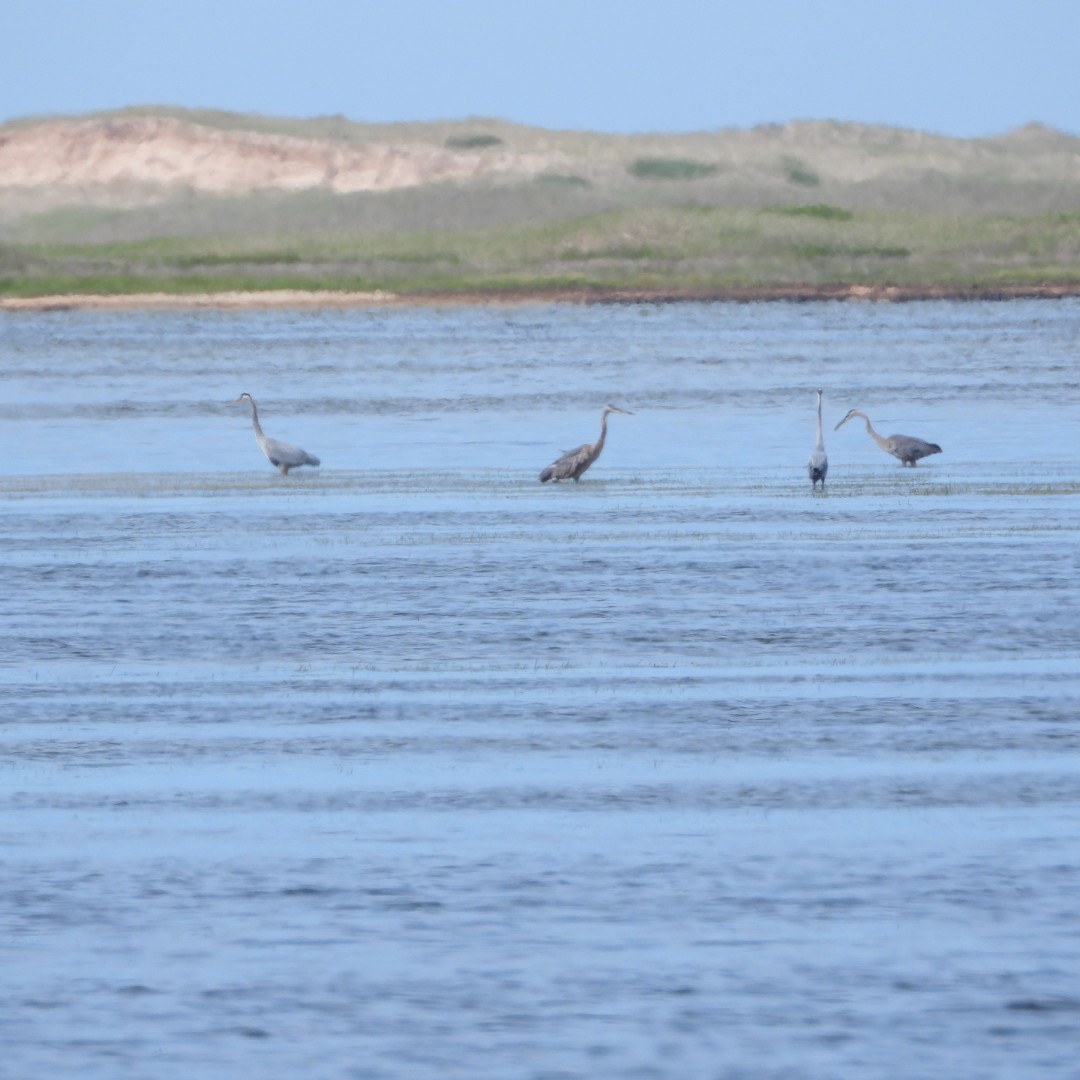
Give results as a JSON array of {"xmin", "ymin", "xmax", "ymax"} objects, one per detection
[
  {"xmin": 3, "ymin": 112, "xmax": 1079, "ymax": 206},
  {"xmin": 0, "ymin": 116, "xmax": 554, "ymax": 195}
]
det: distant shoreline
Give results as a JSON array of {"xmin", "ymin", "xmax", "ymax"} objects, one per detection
[{"xmin": 3, "ymin": 283, "xmax": 1080, "ymax": 311}]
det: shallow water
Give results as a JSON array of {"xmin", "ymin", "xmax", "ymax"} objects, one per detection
[{"xmin": 1, "ymin": 301, "xmax": 1079, "ymax": 1079}]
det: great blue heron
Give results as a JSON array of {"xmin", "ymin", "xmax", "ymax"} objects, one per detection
[
  {"xmin": 539, "ymin": 405, "xmax": 633, "ymax": 483},
  {"xmin": 234, "ymin": 393, "xmax": 320, "ymax": 474},
  {"xmin": 808, "ymin": 388, "xmax": 828, "ymax": 489},
  {"xmin": 835, "ymin": 409, "xmax": 941, "ymax": 466}
]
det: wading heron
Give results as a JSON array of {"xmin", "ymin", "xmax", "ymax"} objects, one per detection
[
  {"xmin": 539, "ymin": 405, "xmax": 633, "ymax": 483},
  {"xmin": 835, "ymin": 409, "xmax": 941, "ymax": 466},
  {"xmin": 808, "ymin": 389, "xmax": 828, "ymax": 489},
  {"xmin": 234, "ymin": 393, "xmax": 321, "ymax": 475}
]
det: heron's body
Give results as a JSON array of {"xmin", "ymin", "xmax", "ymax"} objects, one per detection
[
  {"xmin": 234, "ymin": 393, "xmax": 320, "ymax": 474},
  {"xmin": 539, "ymin": 405, "xmax": 632, "ymax": 483},
  {"xmin": 808, "ymin": 389, "xmax": 828, "ymax": 489},
  {"xmin": 835, "ymin": 409, "xmax": 941, "ymax": 466}
]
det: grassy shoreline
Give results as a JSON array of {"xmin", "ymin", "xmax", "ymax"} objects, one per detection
[
  {"xmin": 5, "ymin": 198, "xmax": 1080, "ymax": 308},
  {"xmin": 5, "ymin": 110, "xmax": 1080, "ymax": 308}
]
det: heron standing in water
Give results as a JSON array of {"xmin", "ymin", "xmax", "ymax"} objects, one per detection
[
  {"xmin": 835, "ymin": 409, "xmax": 941, "ymax": 466},
  {"xmin": 808, "ymin": 389, "xmax": 828, "ymax": 489},
  {"xmin": 233, "ymin": 393, "xmax": 321, "ymax": 474},
  {"xmin": 539, "ymin": 405, "xmax": 633, "ymax": 482}
]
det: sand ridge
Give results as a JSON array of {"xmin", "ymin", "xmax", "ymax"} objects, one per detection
[{"xmin": 0, "ymin": 116, "xmax": 556, "ymax": 195}]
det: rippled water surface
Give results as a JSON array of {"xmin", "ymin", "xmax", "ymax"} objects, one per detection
[{"xmin": 2, "ymin": 301, "xmax": 1079, "ymax": 1079}]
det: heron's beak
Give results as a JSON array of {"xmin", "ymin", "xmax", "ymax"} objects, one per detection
[
  {"xmin": 616, "ymin": 407, "xmax": 635, "ymax": 415},
  {"xmin": 834, "ymin": 413, "xmax": 851, "ymax": 431}
]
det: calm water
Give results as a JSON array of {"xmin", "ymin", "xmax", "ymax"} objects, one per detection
[{"xmin": 1, "ymin": 301, "xmax": 1079, "ymax": 1079}]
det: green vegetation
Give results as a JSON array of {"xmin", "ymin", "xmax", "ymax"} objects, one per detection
[
  {"xmin": 445, "ymin": 134, "xmax": 503, "ymax": 149},
  {"xmin": 4, "ymin": 199, "xmax": 1080, "ymax": 298},
  {"xmin": 767, "ymin": 204, "xmax": 855, "ymax": 221},
  {"xmin": 534, "ymin": 172, "xmax": 591, "ymax": 188},
  {"xmin": 628, "ymin": 158, "xmax": 718, "ymax": 180},
  {"xmin": 166, "ymin": 251, "xmax": 305, "ymax": 268},
  {"xmin": 791, "ymin": 244, "xmax": 910, "ymax": 259},
  {"xmin": 560, "ymin": 245, "xmax": 666, "ymax": 262},
  {"xmin": 781, "ymin": 156, "xmax": 821, "ymax": 187}
]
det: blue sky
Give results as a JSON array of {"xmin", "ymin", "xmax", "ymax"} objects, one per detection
[{"xmin": 7, "ymin": 0, "xmax": 1080, "ymax": 136}]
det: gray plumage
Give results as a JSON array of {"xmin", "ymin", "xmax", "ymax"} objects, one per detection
[
  {"xmin": 539, "ymin": 405, "xmax": 633, "ymax": 483},
  {"xmin": 234, "ymin": 393, "xmax": 320, "ymax": 474},
  {"xmin": 808, "ymin": 388, "xmax": 828, "ymax": 489},
  {"xmin": 835, "ymin": 408, "xmax": 941, "ymax": 466}
]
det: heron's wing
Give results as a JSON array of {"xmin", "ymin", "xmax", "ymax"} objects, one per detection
[
  {"xmin": 545, "ymin": 443, "xmax": 592, "ymax": 478},
  {"xmin": 553, "ymin": 443, "xmax": 590, "ymax": 463},
  {"xmin": 888, "ymin": 435, "xmax": 940, "ymax": 460},
  {"xmin": 263, "ymin": 436, "xmax": 319, "ymax": 467}
]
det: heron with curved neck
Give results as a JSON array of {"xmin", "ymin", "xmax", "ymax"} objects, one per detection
[
  {"xmin": 539, "ymin": 404, "xmax": 634, "ymax": 483},
  {"xmin": 835, "ymin": 408, "xmax": 941, "ymax": 467},
  {"xmin": 233, "ymin": 393, "xmax": 321, "ymax": 475},
  {"xmin": 808, "ymin": 389, "xmax": 828, "ymax": 489}
]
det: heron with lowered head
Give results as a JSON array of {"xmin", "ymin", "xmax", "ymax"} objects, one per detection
[{"xmin": 835, "ymin": 408, "xmax": 941, "ymax": 467}]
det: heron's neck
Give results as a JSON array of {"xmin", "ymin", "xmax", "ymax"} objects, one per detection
[
  {"xmin": 247, "ymin": 401, "xmax": 265, "ymax": 439},
  {"xmin": 595, "ymin": 411, "xmax": 609, "ymax": 451},
  {"xmin": 815, "ymin": 400, "xmax": 825, "ymax": 449},
  {"xmin": 860, "ymin": 413, "xmax": 889, "ymax": 450}
]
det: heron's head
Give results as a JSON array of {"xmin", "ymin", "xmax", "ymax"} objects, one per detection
[
  {"xmin": 835, "ymin": 408, "xmax": 861, "ymax": 431},
  {"xmin": 603, "ymin": 404, "xmax": 634, "ymax": 417},
  {"xmin": 233, "ymin": 393, "xmax": 254, "ymax": 405}
]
